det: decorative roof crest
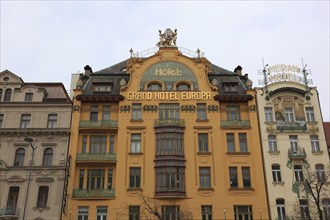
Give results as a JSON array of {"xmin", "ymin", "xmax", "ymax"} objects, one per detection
[{"xmin": 156, "ymin": 28, "xmax": 177, "ymax": 47}]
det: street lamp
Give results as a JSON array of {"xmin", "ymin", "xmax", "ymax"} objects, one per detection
[{"xmin": 22, "ymin": 137, "xmax": 37, "ymax": 220}]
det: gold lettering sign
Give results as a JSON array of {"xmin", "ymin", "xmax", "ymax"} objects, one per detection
[
  {"xmin": 155, "ymin": 68, "xmax": 182, "ymax": 76},
  {"xmin": 266, "ymin": 64, "xmax": 305, "ymax": 84},
  {"xmin": 127, "ymin": 92, "xmax": 212, "ymax": 101}
]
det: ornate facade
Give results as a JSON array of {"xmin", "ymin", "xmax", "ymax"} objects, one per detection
[
  {"xmin": 256, "ymin": 66, "xmax": 330, "ymax": 220},
  {"xmin": 0, "ymin": 70, "xmax": 72, "ymax": 220},
  {"xmin": 62, "ymin": 29, "xmax": 269, "ymax": 220}
]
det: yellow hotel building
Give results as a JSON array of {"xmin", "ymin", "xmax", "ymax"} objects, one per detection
[{"xmin": 63, "ymin": 29, "xmax": 269, "ymax": 220}]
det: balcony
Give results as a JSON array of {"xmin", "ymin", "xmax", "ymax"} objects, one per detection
[
  {"xmin": 0, "ymin": 207, "xmax": 19, "ymax": 219},
  {"xmin": 288, "ymin": 147, "xmax": 306, "ymax": 160},
  {"xmin": 79, "ymin": 120, "xmax": 118, "ymax": 129},
  {"xmin": 76, "ymin": 153, "xmax": 116, "ymax": 163},
  {"xmin": 72, "ymin": 189, "xmax": 115, "ymax": 199},
  {"xmin": 155, "ymin": 187, "xmax": 186, "ymax": 198},
  {"xmin": 154, "ymin": 119, "xmax": 185, "ymax": 127},
  {"xmin": 277, "ymin": 121, "xmax": 307, "ymax": 132},
  {"xmin": 220, "ymin": 120, "xmax": 251, "ymax": 129}
]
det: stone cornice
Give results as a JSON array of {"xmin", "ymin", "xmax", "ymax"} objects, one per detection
[{"xmin": 0, "ymin": 128, "xmax": 70, "ymax": 136}]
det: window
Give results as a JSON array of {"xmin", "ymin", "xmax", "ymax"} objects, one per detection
[
  {"xmin": 285, "ymin": 107, "xmax": 294, "ymax": 122},
  {"xmin": 198, "ymin": 133, "xmax": 209, "ymax": 153},
  {"xmin": 299, "ymin": 200, "xmax": 310, "ymax": 219},
  {"xmin": 229, "ymin": 167, "xmax": 238, "ymax": 188},
  {"xmin": 224, "ymin": 83, "xmax": 238, "ymax": 92},
  {"xmin": 226, "ymin": 133, "xmax": 235, "ymax": 152},
  {"xmin": 81, "ymin": 135, "xmax": 87, "ymax": 153},
  {"xmin": 276, "ymin": 199, "xmax": 286, "ymax": 220},
  {"xmin": 132, "ymin": 103, "xmax": 142, "ymax": 120},
  {"xmin": 90, "ymin": 105, "xmax": 99, "ymax": 121},
  {"xmin": 36, "ymin": 186, "xmax": 49, "ymax": 208},
  {"xmin": 102, "ymin": 106, "xmax": 110, "ymax": 120},
  {"xmin": 155, "ymin": 167, "xmax": 185, "ymax": 192},
  {"xmin": 272, "ymin": 164, "xmax": 282, "ymax": 182},
  {"xmin": 199, "ymin": 167, "xmax": 211, "ymax": 188},
  {"xmin": 294, "ymin": 165, "xmax": 304, "ymax": 182},
  {"xmin": 87, "ymin": 169, "xmax": 104, "ymax": 190},
  {"xmin": 96, "ymin": 206, "xmax": 107, "ymax": 220},
  {"xmin": 316, "ymin": 164, "xmax": 325, "ymax": 182},
  {"xmin": 4, "ymin": 89, "xmax": 12, "ymax": 101},
  {"xmin": 79, "ymin": 169, "xmax": 84, "ymax": 189},
  {"xmin": 289, "ymin": 135, "xmax": 298, "ymax": 152},
  {"xmin": 227, "ymin": 105, "xmax": 240, "ymax": 120},
  {"xmin": 201, "ymin": 205, "xmax": 212, "ymax": 220},
  {"xmin": 129, "ymin": 167, "xmax": 141, "ymax": 188},
  {"xmin": 108, "ymin": 169, "xmax": 113, "ymax": 189},
  {"xmin": 305, "ymin": 107, "xmax": 315, "ymax": 122},
  {"xmin": 110, "ymin": 135, "xmax": 115, "ymax": 154},
  {"xmin": 176, "ymin": 83, "xmax": 190, "ymax": 91},
  {"xmin": 129, "ymin": 206, "xmax": 140, "ymax": 220},
  {"xmin": 14, "ymin": 148, "xmax": 25, "ymax": 166},
  {"xmin": 234, "ymin": 206, "xmax": 253, "ymax": 220},
  {"xmin": 265, "ymin": 107, "xmax": 274, "ymax": 122},
  {"xmin": 156, "ymin": 133, "xmax": 184, "ymax": 156},
  {"xmin": 20, "ymin": 114, "xmax": 31, "ymax": 128},
  {"xmin": 42, "ymin": 148, "xmax": 53, "ymax": 166},
  {"xmin": 159, "ymin": 103, "xmax": 180, "ymax": 120},
  {"xmin": 197, "ymin": 103, "xmax": 207, "ymax": 120},
  {"xmin": 90, "ymin": 135, "xmax": 107, "ymax": 154},
  {"xmin": 24, "ymin": 93, "xmax": 33, "ymax": 101},
  {"xmin": 78, "ymin": 207, "xmax": 89, "ymax": 220},
  {"xmin": 323, "ymin": 199, "xmax": 330, "ymax": 220},
  {"xmin": 162, "ymin": 206, "xmax": 180, "ymax": 220},
  {"xmin": 147, "ymin": 83, "xmax": 162, "ymax": 91},
  {"xmin": 239, "ymin": 133, "xmax": 248, "ymax": 152},
  {"xmin": 268, "ymin": 135, "xmax": 278, "ymax": 152},
  {"xmin": 0, "ymin": 88, "xmax": 2, "ymax": 101},
  {"xmin": 6, "ymin": 186, "xmax": 19, "ymax": 208},
  {"xmin": 242, "ymin": 167, "xmax": 251, "ymax": 188},
  {"xmin": 47, "ymin": 114, "xmax": 57, "ymax": 128},
  {"xmin": 130, "ymin": 134, "xmax": 141, "ymax": 153},
  {"xmin": 310, "ymin": 135, "xmax": 320, "ymax": 152},
  {"xmin": 93, "ymin": 83, "xmax": 112, "ymax": 92},
  {"xmin": 0, "ymin": 114, "xmax": 4, "ymax": 128}
]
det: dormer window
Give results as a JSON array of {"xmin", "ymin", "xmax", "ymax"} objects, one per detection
[
  {"xmin": 224, "ymin": 83, "xmax": 238, "ymax": 93},
  {"xmin": 147, "ymin": 83, "xmax": 162, "ymax": 91},
  {"xmin": 92, "ymin": 83, "xmax": 112, "ymax": 93},
  {"xmin": 25, "ymin": 93, "xmax": 33, "ymax": 101}
]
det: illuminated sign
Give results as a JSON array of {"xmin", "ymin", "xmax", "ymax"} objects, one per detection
[
  {"xmin": 265, "ymin": 64, "xmax": 308, "ymax": 84},
  {"xmin": 127, "ymin": 91, "xmax": 212, "ymax": 101}
]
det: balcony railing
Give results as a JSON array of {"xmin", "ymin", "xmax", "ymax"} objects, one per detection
[
  {"xmin": 73, "ymin": 189, "xmax": 115, "ymax": 199},
  {"xmin": 220, "ymin": 120, "xmax": 251, "ymax": 128},
  {"xmin": 277, "ymin": 121, "xmax": 307, "ymax": 132},
  {"xmin": 0, "ymin": 206, "xmax": 19, "ymax": 217},
  {"xmin": 288, "ymin": 147, "xmax": 306, "ymax": 160},
  {"xmin": 154, "ymin": 119, "xmax": 185, "ymax": 127},
  {"xmin": 155, "ymin": 187, "xmax": 186, "ymax": 197},
  {"xmin": 76, "ymin": 153, "xmax": 117, "ymax": 162},
  {"xmin": 79, "ymin": 120, "xmax": 118, "ymax": 129}
]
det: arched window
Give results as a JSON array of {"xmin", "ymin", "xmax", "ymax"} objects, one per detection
[
  {"xmin": 42, "ymin": 148, "xmax": 53, "ymax": 166},
  {"xmin": 14, "ymin": 148, "xmax": 25, "ymax": 166},
  {"xmin": 4, "ymin": 89, "xmax": 12, "ymax": 101},
  {"xmin": 0, "ymin": 88, "xmax": 3, "ymax": 101},
  {"xmin": 176, "ymin": 83, "xmax": 191, "ymax": 91},
  {"xmin": 147, "ymin": 83, "xmax": 162, "ymax": 91}
]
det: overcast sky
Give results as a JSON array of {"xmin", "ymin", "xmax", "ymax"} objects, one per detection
[{"xmin": 1, "ymin": 1, "xmax": 329, "ymax": 121}]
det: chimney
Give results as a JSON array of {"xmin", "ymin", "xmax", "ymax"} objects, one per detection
[
  {"xmin": 234, "ymin": 65, "xmax": 242, "ymax": 75},
  {"xmin": 84, "ymin": 65, "xmax": 93, "ymax": 76}
]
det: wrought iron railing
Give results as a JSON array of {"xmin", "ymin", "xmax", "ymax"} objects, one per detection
[
  {"xmin": 154, "ymin": 119, "xmax": 185, "ymax": 127},
  {"xmin": 79, "ymin": 120, "xmax": 118, "ymax": 128},
  {"xmin": 288, "ymin": 147, "xmax": 306, "ymax": 160},
  {"xmin": 220, "ymin": 120, "xmax": 251, "ymax": 128},
  {"xmin": 72, "ymin": 189, "xmax": 115, "ymax": 198},
  {"xmin": 0, "ymin": 206, "xmax": 19, "ymax": 217},
  {"xmin": 76, "ymin": 153, "xmax": 117, "ymax": 161},
  {"xmin": 277, "ymin": 121, "xmax": 307, "ymax": 131}
]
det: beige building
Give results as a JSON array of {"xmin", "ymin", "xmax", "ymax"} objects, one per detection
[
  {"xmin": 256, "ymin": 65, "xmax": 330, "ymax": 220},
  {"xmin": 0, "ymin": 70, "xmax": 72, "ymax": 220}
]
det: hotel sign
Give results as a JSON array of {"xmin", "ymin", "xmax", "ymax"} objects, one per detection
[
  {"xmin": 265, "ymin": 64, "xmax": 308, "ymax": 84},
  {"xmin": 127, "ymin": 91, "xmax": 211, "ymax": 101}
]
